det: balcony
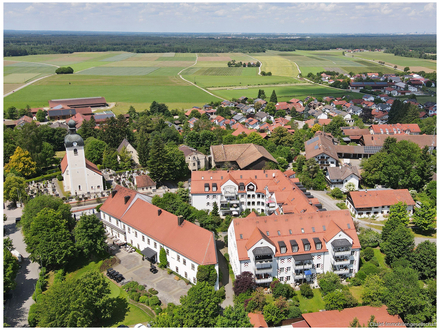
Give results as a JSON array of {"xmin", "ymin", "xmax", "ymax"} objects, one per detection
[
  {"xmin": 255, "ymin": 258, "xmax": 273, "ymax": 265},
  {"xmin": 295, "ymin": 262, "xmax": 313, "ymax": 270},
  {"xmin": 255, "ymin": 267, "xmax": 272, "ymax": 274},
  {"xmin": 294, "ymin": 273, "xmax": 305, "ymax": 280},
  {"xmin": 333, "ymin": 249, "xmax": 351, "ymax": 257},
  {"xmin": 332, "ymin": 258, "xmax": 351, "ymax": 266},
  {"xmin": 333, "ymin": 267, "xmax": 350, "ymax": 274},
  {"xmin": 255, "ymin": 274, "xmax": 272, "ymax": 283}
]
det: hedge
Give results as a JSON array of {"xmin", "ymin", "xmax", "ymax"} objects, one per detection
[{"xmin": 25, "ymin": 171, "xmax": 61, "ymax": 183}]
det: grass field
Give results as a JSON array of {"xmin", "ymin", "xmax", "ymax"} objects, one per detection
[
  {"xmin": 253, "ymin": 53, "xmax": 299, "ymax": 77},
  {"xmin": 298, "ymin": 288, "xmax": 325, "ymax": 313}
]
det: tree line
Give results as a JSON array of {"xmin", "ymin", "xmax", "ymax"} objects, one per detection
[{"xmin": 4, "ymin": 32, "xmax": 436, "ymax": 56}]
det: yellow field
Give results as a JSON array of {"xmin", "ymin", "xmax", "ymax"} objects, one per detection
[
  {"xmin": 4, "ymin": 73, "xmax": 40, "ymax": 84},
  {"xmin": 254, "ymin": 55, "xmax": 299, "ymax": 77}
]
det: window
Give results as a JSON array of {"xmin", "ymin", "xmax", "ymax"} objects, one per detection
[
  {"xmin": 176, "ymin": 266, "xmax": 179, "ymax": 272},
  {"xmin": 280, "ymin": 267, "xmax": 284, "ymax": 272},
  {"xmin": 316, "ymin": 263, "xmax": 321, "ymax": 269},
  {"xmin": 74, "ymin": 149, "xmax": 78, "ymax": 156},
  {"xmin": 147, "ymin": 238, "xmax": 150, "ymax": 245},
  {"xmin": 351, "ymin": 251, "xmax": 355, "ymax": 255},
  {"xmin": 206, "ymin": 202, "xmax": 210, "ymax": 206},
  {"xmin": 142, "ymin": 235, "xmax": 145, "ymax": 242},
  {"xmin": 137, "ymin": 244, "xmax": 140, "ymax": 249},
  {"xmin": 185, "ymin": 272, "xmax": 188, "ymax": 278},
  {"xmin": 154, "ymin": 242, "xmax": 157, "ymax": 249},
  {"xmin": 130, "ymin": 240, "xmax": 133, "ymax": 245},
  {"xmin": 266, "ymin": 231, "xmax": 269, "ymax": 236},
  {"xmin": 183, "ymin": 259, "xmax": 186, "ymax": 266},
  {"xmin": 286, "ymin": 267, "xmax": 291, "ymax": 272},
  {"xmin": 240, "ymin": 234, "xmax": 243, "ymax": 239},
  {"xmin": 212, "ymin": 183, "xmax": 218, "ymax": 192},
  {"xmin": 304, "ymin": 244, "xmax": 310, "ymax": 251},
  {"xmin": 323, "ymin": 225, "xmax": 326, "ymax": 231},
  {"xmin": 204, "ymin": 183, "xmax": 210, "ymax": 192},
  {"xmin": 177, "ymin": 255, "xmax": 180, "ymax": 262},
  {"xmin": 78, "ymin": 185, "xmax": 81, "ymax": 191},
  {"xmin": 123, "ymin": 225, "xmax": 126, "ymax": 230},
  {"xmin": 166, "ymin": 249, "xmax": 169, "ymax": 255},
  {"xmin": 193, "ymin": 277, "xmax": 196, "ymax": 283},
  {"xmin": 279, "ymin": 276, "xmax": 284, "ymax": 282},
  {"xmin": 301, "ymin": 228, "xmax": 304, "ymax": 233},
  {"xmin": 277, "ymin": 230, "xmax": 281, "ymax": 236},
  {"xmin": 135, "ymin": 231, "xmax": 137, "ymax": 238},
  {"xmin": 289, "ymin": 229, "xmax": 292, "ymax": 235},
  {"xmin": 286, "ymin": 276, "xmax": 291, "ymax": 281},
  {"xmin": 316, "ymin": 243, "xmax": 322, "ymax": 250},
  {"xmin": 128, "ymin": 227, "xmax": 131, "ymax": 233},
  {"xmin": 206, "ymin": 195, "xmax": 210, "ymax": 199},
  {"xmin": 191, "ymin": 264, "xmax": 195, "ymax": 271},
  {"xmin": 347, "ymin": 223, "xmax": 351, "ymax": 229},
  {"xmin": 312, "ymin": 227, "xmax": 315, "ymax": 232}
]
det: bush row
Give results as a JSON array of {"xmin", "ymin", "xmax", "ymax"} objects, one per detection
[{"xmin": 25, "ymin": 171, "xmax": 61, "ymax": 183}]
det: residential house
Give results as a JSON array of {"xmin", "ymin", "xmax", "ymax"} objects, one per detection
[
  {"xmin": 232, "ymin": 114, "xmax": 246, "ymax": 123},
  {"xmin": 49, "ymin": 96, "xmax": 107, "ymax": 109},
  {"xmin": 309, "ymin": 109, "xmax": 328, "ymax": 120},
  {"xmin": 117, "ymin": 138, "xmax": 140, "ymax": 165},
  {"xmin": 100, "ymin": 185, "xmax": 219, "ymax": 289},
  {"xmin": 370, "ymin": 124, "xmax": 421, "ymax": 135},
  {"xmin": 190, "ymin": 169, "xmax": 319, "ymax": 217},
  {"xmin": 326, "ymin": 165, "xmax": 360, "ymax": 191},
  {"xmin": 178, "ymin": 145, "xmax": 209, "ymax": 171},
  {"xmin": 375, "ymin": 103, "xmax": 391, "ymax": 112},
  {"xmin": 346, "ymin": 105, "xmax": 362, "ymax": 116},
  {"xmin": 297, "ymin": 305, "xmax": 405, "ymax": 328},
  {"xmin": 135, "ymin": 175, "xmax": 156, "ymax": 193},
  {"xmin": 346, "ymin": 189, "xmax": 415, "ymax": 218},
  {"xmin": 210, "ymin": 144, "xmax": 277, "ymax": 170},
  {"xmin": 304, "ymin": 132, "xmax": 340, "ymax": 169},
  {"xmin": 245, "ymin": 117, "xmax": 260, "ymax": 130},
  {"xmin": 304, "ymin": 119, "xmax": 332, "ymax": 128},
  {"xmin": 254, "ymin": 111, "xmax": 272, "ymax": 122},
  {"xmin": 361, "ymin": 134, "xmax": 436, "ymax": 151},
  {"xmin": 227, "ymin": 209, "xmax": 361, "ymax": 286},
  {"xmin": 232, "ymin": 124, "xmax": 267, "ymax": 139},
  {"xmin": 185, "ymin": 108, "xmax": 206, "ymax": 117},
  {"xmin": 340, "ymin": 127, "xmax": 370, "ymax": 144},
  {"xmin": 188, "ymin": 117, "xmax": 199, "ymax": 128}
]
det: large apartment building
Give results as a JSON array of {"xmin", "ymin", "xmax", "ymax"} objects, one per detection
[
  {"xmin": 100, "ymin": 186, "xmax": 219, "ymax": 289},
  {"xmin": 190, "ymin": 170, "xmax": 321, "ymax": 216},
  {"xmin": 228, "ymin": 210, "xmax": 360, "ymax": 286}
]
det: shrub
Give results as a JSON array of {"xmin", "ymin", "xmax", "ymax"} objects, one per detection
[
  {"xmin": 138, "ymin": 284, "xmax": 146, "ymax": 291},
  {"xmin": 149, "ymin": 296, "xmax": 161, "ymax": 307},
  {"xmin": 300, "ymin": 283, "xmax": 314, "ymax": 299},
  {"xmin": 123, "ymin": 281, "xmax": 140, "ymax": 290},
  {"xmin": 369, "ymin": 256, "xmax": 379, "ymax": 267},
  {"xmin": 55, "ymin": 66, "xmax": 74, "ymax": 74},
  {"xmin": 139, "ymin": 296, "xmax": 148, "ymax": 304},
  {"xmin": 224, "ymin": 253, "xmax": 229, "ymax": 262},
  {"xmin": 287, "ymin": 306, "xmax": 302, "ymax": 319},
  {"xmin": 217, "ymin": 286, "xmax": 226, "ymax": 300},
  {"xmin": 28, "ymin": 303, "xmax": 39, "ymax": 327},
  {"xmin": 149, "ymin": 288, "xmax": 158, "ymax": 295},
  {"xmin": 154, "ymin": 306, "xmax": 162, "ymax": 315},
  {"xmin": 233, "ymin": 271, "xmax": 256, "ymax": 296},
  {"xmin": 330, "ymin": 188, "xmax": 344, "ymax": 199},
  {"xmin": 272, "ymin": 282, "xmax": 295, "ymax": 300},
  {"xmin": 167, "ymin": 268, "xmax": 173, "ymax": 275},
  {"xmin": 57, "ymin": 174, "xmax": 63, "ymax": 181},
  {"xmin": 129, "ymin": 291, "xmax": 141, "ymax": 302},
  {"xmin": 360, "ymin": 262, "xmax": 379, "ymax": 276},
  {"xmin": 362, "ymin": 247, "xmax": 374, "ymax": 261}
]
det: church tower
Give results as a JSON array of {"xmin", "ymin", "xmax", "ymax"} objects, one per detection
[{"xmin": 62, "ymin": 119, "xmax": 104, "ymax": 195}]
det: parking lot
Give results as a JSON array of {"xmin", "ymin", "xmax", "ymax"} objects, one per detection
[{"xmin": 110, "ymin": 246, "xmax": 191, "ymax": 306}]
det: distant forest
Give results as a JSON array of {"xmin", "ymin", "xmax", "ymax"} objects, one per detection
[{"xmin": 4, "ymin": 31, "xmax": 437, "ymax": 58}]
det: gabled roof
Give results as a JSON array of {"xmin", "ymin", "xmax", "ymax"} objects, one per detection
[
  {"xmin": 305, "ymin": 131, "xmax": 339, "ymax": 161},
  {"xmin": 117, "ymin": 138, "xmax": 133, "ymax": 153},
  {"xmin": 248, "ymin": 312, "xmax": 268, "ymax": 328},
  {"xmin": 60, "ymin": 153, "xmax": 102, "ymax": 176},
  {"xmin": 302, "ymin": 305, "xmax": 405, "ymax": 328},
  {"xmin": 327, "ymin": 166, "xmax": 360, "ymax": 181},
  {"xmin": 233, "ymin": 210, "xmax": 360, "ymax": 261},
  {"xmin": 135, "ymin": 175, "xmax": 156, "ymax": 188},
  {"xmin": 211, "ymin": 144, "xmax": 277, "ymax": 169},
  {"xmin": 349, "ymin": 189, "xmax": 415, "ymax": 208},
  {"xmin": 362, "ymin": 134, "xmax": 436, "ymax": 149}
]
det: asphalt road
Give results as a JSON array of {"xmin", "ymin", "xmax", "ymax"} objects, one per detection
[{"xmin": 4, "ymin": 203, "xmax": 40, "ymax": 327}]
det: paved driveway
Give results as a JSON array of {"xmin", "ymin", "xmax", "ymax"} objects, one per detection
[
  {"xmin": 111, "ymin": 249, "xmax": 191, "ymax": 305},
  {"xmin": 3, "ymin": 203, "xmax": 40, "ymax": 327}
]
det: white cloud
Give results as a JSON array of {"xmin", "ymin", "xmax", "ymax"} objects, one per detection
[
  {"xmin": 25, "ymin": 5, "xmax": 35, "ymax": 13},
  {"xmin": 424, "ymin": 3, "xmax": 435, "ymax": 12}
]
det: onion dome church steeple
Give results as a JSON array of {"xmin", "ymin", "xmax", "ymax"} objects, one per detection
[{"xmin": 64, "ymin": 119, "xmax": 84, "ymax": 148}]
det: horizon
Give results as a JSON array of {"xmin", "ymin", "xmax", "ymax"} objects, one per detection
[{"xmin": 4, "ymin": 2, "xmax": 437, "ymax": 34}]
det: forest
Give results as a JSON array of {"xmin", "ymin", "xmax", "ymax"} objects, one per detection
[{"xmin": 4, "ymin": 31, "xmax": 436, "ymax": 56}]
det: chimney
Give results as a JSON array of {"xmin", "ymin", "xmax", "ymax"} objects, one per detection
[
  {"xmin": 111, "ymin": 190, "xmax": 117, "ymax": 198},
  {"xmin": 124, "ymin": 196, "xmax": 130, "ymax": 204},
  {"xmin": 158, "ymin": 209, "xmax": 162, "ymax": 216},
  {"xmin": 177, "ymin": 215, "xmax": 184, "ymax": 226}
]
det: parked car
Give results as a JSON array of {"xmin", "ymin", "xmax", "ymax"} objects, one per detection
[{"xmin": 11, "ymin": 249, "xmax": 22, "ymax": 262}]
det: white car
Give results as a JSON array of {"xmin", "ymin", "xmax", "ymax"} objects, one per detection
[{"xmin": 134, "ymin": 324, "xmax": 148, "ymax": 329}]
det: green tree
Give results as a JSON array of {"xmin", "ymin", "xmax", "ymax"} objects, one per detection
[
  {"xmin": 413, "ymin": 203, "xmax": 436, "ymax": 232},
  {"xmin": 361, "ymin": 274, "xmax": 386, "ymax": 307},
  {"xmin": 300, "ymin": 283, "xmax": 314, "ymax": 298},
  {"xmin": 323, "ymin": 290, "xmax": 347, "ymax": 311},
  {"xmin": 147, "ymin": 135, "xmax": 170, "ymax": 183},
  {"xmin": 21, "ymin": 195, "xmax": 74, "ymax": 234},
  {"xmin": 5, "ymin": 106, "xmax": 18, "ymax": 119},
  {"xmin": 35, "ymin": 271, "xmax": 126, "ymax": 327},
  {"xmin": 196, "ymin": 264, "xmax": 217, "ymax": 287},
  {"xmin": 404, "ymin": 66, "xmax": 410, "ymax": 72},
  {"xmin": 118, "ymin": 146, "xmax": 133, "ymax": 170},
  {"xmin": 3, "ymin": 175, "xmax": 27, "ymax": 207},
  {"xmin": 381, "ymin": 202, "xmax": 410, "ymax": 242},
  {"xmin": 411, "ymin": 241, "xmax": 436, "ymax": 280},
  {"xmin": 159, "ymin": 247, "xmax": 168, "ymax": 269},
  {"xmin": 318, "ymin": 272, "xmax": 342, "ymax": 296},
  {"xmin": 178, "ymin": 281, "xmax": 223, "ymax": 327},
  {"xmin": 85, "ymin": 137, "xmax": 108, "ymax": 165},
  {"xmin": 330, "ymin": 187, "xmax": 344, "ymax": 199},
  {"xmin": 24, "ymin": 208, "xmax": 76, "ymax": 269},
  {"xmin": 211, "ymin": 201, "xmax": 219, "ymax": 217},
  {"xmin": 36, "ymin": 109, "xmax": 46, "ymax": 122},
  {"xmin": 4, "ymin": 146, "xmax": 37, "ymax": 178},
  {"xmin": 263, "ymin": 301, "xmax": 285, "ymax": 326},
  {"xmin": 265, "ymin": 102, "xmax": 276, "ymax": 116},
  {"xmin": 272, "ymin": 282, "xmax": 295, "ymax": 300},
  {"xmin": 270, "ymin": 90, "xmax": 278, "ymax": 103},
  {"xmin": 137, "ymin": 130, "xmax": 149, "ymax": 168},
  {"xmin": 165, "ymin": 144, "xmax": 189, "ymax": 181},
  {"xmin": 270, "ymin": 126, "xmax": 294, "ymax": 147},
  {"xmin": 215, "ymin": 304, "xmax": 253, "ymax": 327},
  {"xmin": 102, "ymin": 147, "xmax": 119, "ymax": 170},
  {"xmin": 381, "ymin": 223, "xmax": 414, "ymax": 265},
  {"xmin": 4, "ymin": 238, "xmax": 19, "ymax": 293},
  {"xmin": 73, "ymin": 214, "xmax": 107, "ymax": 259}
]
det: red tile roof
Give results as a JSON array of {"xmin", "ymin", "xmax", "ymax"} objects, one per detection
[
  {"xmin": 348, "ymin": 189, "xmax": 415, "ymax": 208},
  {"xmin": 371, "ymin": 124, "xmax": 421, "ymax": 134},
  {"xmin": 233, "ymin": 210, "xmax": 360, "ymax": 261},
  {"xmin": 248, "ymin": 312, "xmax": 268, "ymax": 328},
  {"xmin": 135, "ymin": 175, "xmax": 156, "ymax": 188},
  {"xmin": 362, "ymin": 134, "xmax": 436, "ymax": 149},
  {"xmin": 302, "ymin": 305, "xmax": 405, "ymax": 328},
  {"xmin": 61, "ymin": 154, "xmax": 68, "ymax": 173},
  {"xmin": 60, "ymin": 153, "xmax": 101, "ymax": 176}
]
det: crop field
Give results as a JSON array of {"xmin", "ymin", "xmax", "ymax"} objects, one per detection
[
  {"xmin": 4, "ymin": 49, "xmax": 435, "ymax": 111},
  {"xmin": 350, "ymin": 51, "xmax": 436, "ymax": 72}
]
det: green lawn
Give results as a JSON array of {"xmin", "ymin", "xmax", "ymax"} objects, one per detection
[
  {"xmin": 298, "ymin": 288, "xmax": 325, "ymax": 313},
  {"xmin": 349, "ymin": 286, "xmax": 364, "ymax": 304},
  {"xmin": 373, "ymin": 248, "xmax": 387, "ymax": 269}
]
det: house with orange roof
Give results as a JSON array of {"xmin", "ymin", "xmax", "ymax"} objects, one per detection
[
  {"xmin": 100, "ymin": 185, "xmax": 219, "ymax": 289},
  {"xmin": 227, "ymin": 209, "xmax": 361, "ymax": 286},
  {"xmin": 190, "ymin": 169, "xmax": 319, "ymax": 217},
  {"xmin": 346, "ymin": 189, "xmax": 415, "ymax": 218},
  {"xmin": 185, "ymin": 108, "xmax": 206, "ymax": 117},
  {"xmin": 299, "ymin": 305, "xmax": 405, "ymax": 328},
  {"xmin": 370, "ymin": 124, "xmax": 421, "ymax": 135},
  {"xmin": 248, "ymin": 312, "xmax": 268, "ymax": 328},
  {"xmin": 305, "ymin": 131, "xmax": 340, "ymax": 169}
]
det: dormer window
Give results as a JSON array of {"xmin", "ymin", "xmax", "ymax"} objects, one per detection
[
  {"xmin": 212, "ymin": 183, "xmax": 218, "ymax": 192},
  {"xmin": 239, "ymin": 183, "xmax": 245, "ymax": 191},
  {"xmin": 248, "ymin": 184, "xmax": 254, "ymax": 191},
  {"xmin": 290, "ymin": 239, "xmax": 298, "ymax": 252},
  {"xmin": 302, "ymin": 238, "xmax": 310, "ymax": 251},
  {"xmin": 74, "ymin": 149, "xmax": 78, "ymax": 156},
  {"xmin": 278, "ymin": 241, "xmax": 287, "ymax": 254},
  {"xmin": 204, "ymin": 183, "xmax": 210, "ymax": 192},
  {"xmin": 313, "ymin": 237, "xmax": 322, "ymax": 250}
]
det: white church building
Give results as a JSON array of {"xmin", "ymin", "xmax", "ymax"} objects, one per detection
[{"xmin": 61, "ymin": 119, "xmax": 104, "ymax": 195}]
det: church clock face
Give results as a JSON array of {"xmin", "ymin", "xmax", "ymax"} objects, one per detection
[{"xmin": 73, "ymin": 142, "xmax": 77, "ymax": 147}]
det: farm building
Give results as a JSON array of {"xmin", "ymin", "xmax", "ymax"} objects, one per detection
[{"xmin": 49, "ymin": 96, "xmax": 107, "ymax": 109}]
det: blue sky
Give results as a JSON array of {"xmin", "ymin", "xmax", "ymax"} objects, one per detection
[{"xmin": 3, "ymin": 2, "xmax": 437, "ymax": 34}]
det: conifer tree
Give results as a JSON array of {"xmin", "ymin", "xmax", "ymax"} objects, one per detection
[{"xmin": 270, "ymin": 90, "xmax": 278, "ymax": 103}]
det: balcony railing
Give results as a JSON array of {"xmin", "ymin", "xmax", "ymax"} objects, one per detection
[
  {"xmin": 295, "ymin": 263, "xmax": 313, "ymax": 270},
  {"xmin": 333, "ymin": 249, "xmax": 351, "ymax": 257},
  {"xmin": 333, "ymin": 259, "xmax": 351, "ymax": 266},
  {"xmin": 333, "ymin": 268, "xmax": 350, "ymax": 274},
  {"xmin": 255, "ymin": 267, "xmax": 272, "ymax": 274},
  {"xmin": 294, "ymin": 274, "xmax": 305, "ymax": 280},
  {"xmin": 256, "ymin": 277, "xmax": 273, "ymax": 283},
  {"xmin": 255, "ymin": 258, "xmax": 273, "ymax": 264}
]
